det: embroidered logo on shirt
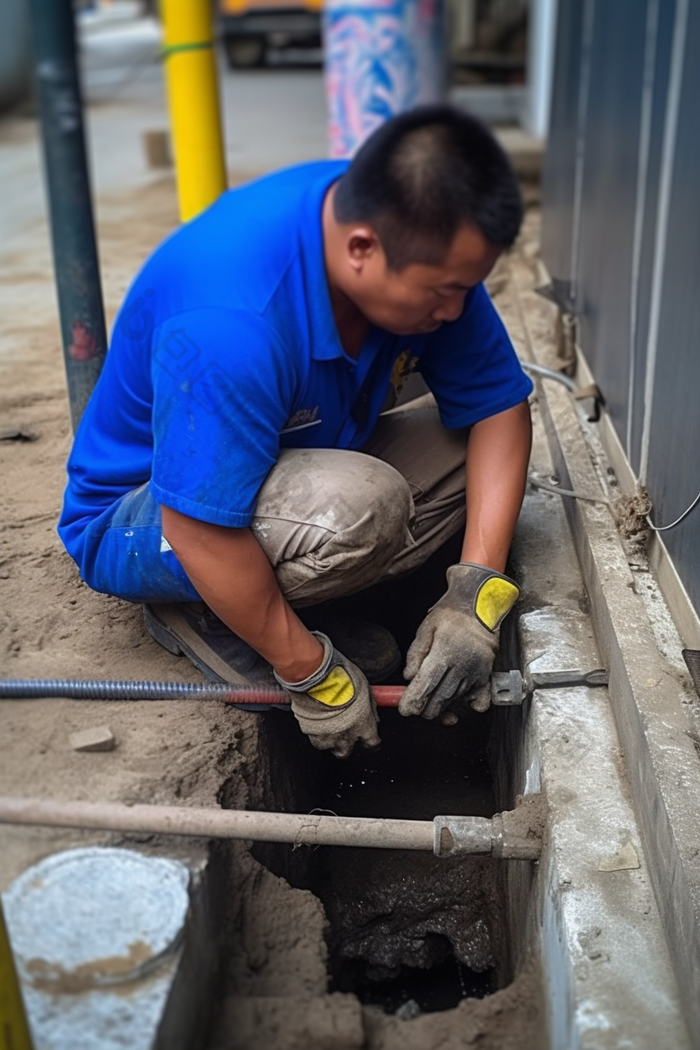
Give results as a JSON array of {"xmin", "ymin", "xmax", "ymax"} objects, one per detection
[
  {"xmin": 281, "ymin": 407, "xmax": 321, "ymax": 434},
  {"xmin": 379, "ymin": 349, "xmax": 420, "ymax": 414},
  {"xmin": 390, "ymin": 350, "xmax": 419, "ymax": 397}
]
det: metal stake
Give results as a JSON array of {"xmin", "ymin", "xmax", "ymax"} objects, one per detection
[{"xmin": 28, "ymin": 0, "xmax": 107, "ymax": 430}]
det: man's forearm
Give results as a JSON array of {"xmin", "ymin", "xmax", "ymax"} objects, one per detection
[
  {"xmin": 461, "ymin": 399, "xmax": 532, "ymax": 573},
  {"xmin": 161, "ymin": 506, "xmax": 323, "ymax": 681}
]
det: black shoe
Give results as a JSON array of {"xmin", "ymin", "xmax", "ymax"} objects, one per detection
[
  {"xmin": 297, "ymin": 609, "xmax": 402, "ymax": 684},
  {"xmin": 144, "ymin": 603, "xmax": 401, "ymax": 685},
  {"xmin": 144, "ymin": 603, "xmax": 276, "ymax": 686}
]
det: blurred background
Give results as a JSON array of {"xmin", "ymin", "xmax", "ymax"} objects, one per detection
[{"xmin": 0, "ymin": 0, "xmax": 543, "ymax": 122}]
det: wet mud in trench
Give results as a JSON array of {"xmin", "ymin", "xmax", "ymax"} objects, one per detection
[{"xmin": 208, "ymin": 548, "xmax": 547, "ymax": 1049}]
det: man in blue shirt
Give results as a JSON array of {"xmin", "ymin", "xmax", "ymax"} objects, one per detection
[{"xmin": 58, "ymin": 106, "xmax": 533, "ymax": 758}]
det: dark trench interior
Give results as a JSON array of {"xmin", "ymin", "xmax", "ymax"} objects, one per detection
[{"xmin": 222, "ymin": 533, "xmax": 532, "ymax": 1019}]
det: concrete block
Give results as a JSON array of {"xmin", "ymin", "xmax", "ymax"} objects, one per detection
[
  {"xmin": 2, "ymin": 847, "xmax": 191, "ymax": 1050},
  {"xmin": 69, "ymin": 726, "xmax": 116, "ymax": 752},
  {"xmin": 142, "ymin": 130, "xmax": 171, "ymax": 170}
]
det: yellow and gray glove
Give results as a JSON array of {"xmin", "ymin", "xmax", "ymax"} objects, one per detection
[
  {"xmin": 274, "ymin": 632, "xmax": 380, "ymax": 758},
  {"xmin": 398, "ymin": 562, "xmax": 519, "ymax": 721}
]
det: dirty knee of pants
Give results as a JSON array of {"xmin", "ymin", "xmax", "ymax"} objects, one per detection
[{"xmin": 250, "ymin": 448, "xmax": 415, "ymax": 607}]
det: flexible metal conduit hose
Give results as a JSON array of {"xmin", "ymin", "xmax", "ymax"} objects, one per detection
[{"xmin": 0, "ymin": 679, "xmax": 404, "ymax": 706}]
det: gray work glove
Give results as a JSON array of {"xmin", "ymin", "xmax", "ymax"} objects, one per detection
[
  {"xmin": 399, "ymin": 562, "xmax": 520, "ymax": 721},
  {"xmin": 274, "ymin": 632, "xmax": 380, "ymax": 759}
]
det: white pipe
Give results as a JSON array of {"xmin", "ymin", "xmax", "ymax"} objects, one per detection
[
  {"xmin": 0, "ymin": 796, "xmax": 436, "ymax": 852},
  {"xmin": 525, "ymin": 0, "xmax": 558, "ymax": 137},
  {"xmin": 639, "ymin": 0, "xmax": 689, "ymax": 484},
  {"xmin": 626, "ymin": 0, "xmax": 660, "ymax": 460}
]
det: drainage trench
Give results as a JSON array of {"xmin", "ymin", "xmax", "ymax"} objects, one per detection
[
  {"xmin": 208, "ymin": 546, "xmax": 546, "ymax": 1048},
  {"xmin": 256, "ymin": 709, "xmax": 500, "ymax": 1010}
]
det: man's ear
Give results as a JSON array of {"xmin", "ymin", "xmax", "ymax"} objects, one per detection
[{"xmin": 346, "ymin": 226, "xmax": 380, "ymax": 273}]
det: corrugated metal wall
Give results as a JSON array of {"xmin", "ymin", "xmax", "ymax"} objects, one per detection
[{"xmin": 541, "ymin": 0, "xmax": 700, "ymax": 616}]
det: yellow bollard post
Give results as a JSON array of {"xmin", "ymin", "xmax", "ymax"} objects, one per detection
[
  {"xmin": 0, "ymin": 898, "xmax": 34, "ymax": 1050},
  {"xmin": 160, "ymin": 0, "xmax": 227, "ymax": 222}
]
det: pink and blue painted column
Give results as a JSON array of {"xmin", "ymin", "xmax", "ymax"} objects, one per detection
[{"xmin": 324, "ymin": 0, "xmax": 446, "ymax": 158}]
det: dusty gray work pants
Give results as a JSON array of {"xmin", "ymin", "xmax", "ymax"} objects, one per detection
[{"xmin": 251, "ymin": 395, "xmax": 468, "ymax": 607}]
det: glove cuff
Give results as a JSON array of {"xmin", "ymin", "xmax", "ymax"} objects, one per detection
[
  {"xmin": 274, "ymin": 633, "xmax": 357, "ymax": 709},
  {"xmin": 273, "ymin": 632, "xmax": 333, "ymax": 691},
  {"xmin": 448, "ymin": 562, "xmax": 520, "ymax": 632}
]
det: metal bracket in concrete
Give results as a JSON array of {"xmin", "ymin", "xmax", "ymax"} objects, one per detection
[{"xmin": 491, "ymin": 667, "xmax": 609, "ymax": 706}]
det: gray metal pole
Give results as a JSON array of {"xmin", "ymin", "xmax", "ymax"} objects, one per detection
[
  {"xmin": 525, "ymin": 0, "xmax": 558, "ymax": 137},
  {"xmin": 28, "ymin": 0, "xmax": 107, "ymax": 431}
]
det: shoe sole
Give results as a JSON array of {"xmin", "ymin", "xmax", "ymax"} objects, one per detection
[
  {"xmin": 144, "ymin": 604, "xmax": 403, "ymax": 687},
  {"xmin": 144, "ymin": 603, "xmax": 259, "ymax": 686}
]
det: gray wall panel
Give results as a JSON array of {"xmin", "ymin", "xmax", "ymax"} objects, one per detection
[
  {"xmin": 542, "ymin": 0, "xmax": 700, "ymax": 616},
  {"xmin": 540, "ymin": 0, "xmax": 586, "ymax": 284},
  {"xmin": 575, "ymin": 1, "xmax": 648, "ymax": 449},
  {"xmin": 645, "ymin": 0, "xmax": 700, "ymax": 611}
]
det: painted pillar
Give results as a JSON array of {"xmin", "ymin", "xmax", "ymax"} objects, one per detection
[
  {"xmin": 324, "ymin": 0, "xmax": 446, "ymax": 159},
  {"xmin": 0, "ymin": 898, "xmax": 34, "ymax": 1050},
  {"xmin": 160, "ymin": 0, "xmax": 227, "ymax": 223}
]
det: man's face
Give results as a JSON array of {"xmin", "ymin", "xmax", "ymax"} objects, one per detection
[{"xmin": 350, "ymin": 224, "xmax": 502, "ymax": 336}]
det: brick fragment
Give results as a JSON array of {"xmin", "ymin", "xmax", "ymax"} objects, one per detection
[{"xmin": 69, "ymin": 726, "xmax": 116, "ymax": 753}]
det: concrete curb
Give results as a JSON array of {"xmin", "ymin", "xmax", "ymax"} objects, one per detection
[
  {"xmin": 508, "ymin": 250, "xmax": 700, "ymax": 1043},
  {"xmin": 503, "ymin": 379, "xmax": 688, "ymax": 1047}
]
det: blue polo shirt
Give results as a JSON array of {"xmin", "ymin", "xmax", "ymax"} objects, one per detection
[{"xmin": 58, "ymin": 160, "xmax": 532, "ymax": 570}]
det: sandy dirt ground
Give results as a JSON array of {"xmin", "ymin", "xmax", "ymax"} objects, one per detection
[{"xmin": 0, "ymin": 171, "xmax": 258, "ymax": 884}]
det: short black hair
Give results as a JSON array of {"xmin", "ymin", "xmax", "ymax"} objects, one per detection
[{"xmin": 333, "ymin": 105, "xmax": 523, "ymax": 270}]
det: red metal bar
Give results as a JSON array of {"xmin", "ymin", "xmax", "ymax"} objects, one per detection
[{"xmin": 217, "ymin": 685, "xmax": 405, "ymax": 707}]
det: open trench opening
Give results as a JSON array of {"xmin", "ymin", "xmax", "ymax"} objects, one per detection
[
  {"xmin": 252, "ymin": 707, "xmax": 502, "ymax": 1010},
  {"xmin": 208, "ymin": 537, "xmax": 545, "ymax": 1047}
]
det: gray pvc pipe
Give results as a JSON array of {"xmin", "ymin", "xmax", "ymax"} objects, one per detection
[{"xmin": 521, "ymin": 360, "xmax": 578, "ymax": 391}]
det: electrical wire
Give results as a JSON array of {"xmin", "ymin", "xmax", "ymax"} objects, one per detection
[
  {"xmin": 529, "ymin": 477, "xmax": 610, "ymax": 505},
  {"xmin": 520, "ymin": 361, "xmax": 577, "ymax": 391},
  {"xmin": 646, "ymin": 490, "xmax": 700, "ymax": 532}
]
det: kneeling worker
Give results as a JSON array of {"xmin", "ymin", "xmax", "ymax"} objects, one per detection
[{"xmin": 58, "ymin": 106, "xmax": 533, "ymax": 758}]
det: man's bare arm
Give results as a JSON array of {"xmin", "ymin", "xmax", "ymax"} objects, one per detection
[
  {"xmin": 461, "ymin": 399, "xmax": 532, "ymax": 572},
  {"xmin": 161, "ymin": 506, "xmax": 323, "ymax": 682}
]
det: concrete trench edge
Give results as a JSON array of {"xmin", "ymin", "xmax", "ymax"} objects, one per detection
[{"xmin": 510, "ymin": 257, "xmax": 700, "ymax": 1043}]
